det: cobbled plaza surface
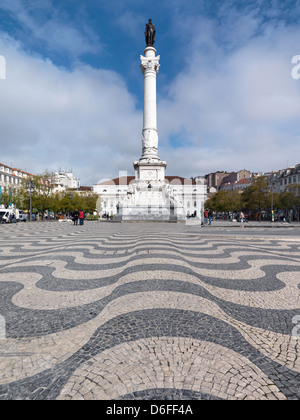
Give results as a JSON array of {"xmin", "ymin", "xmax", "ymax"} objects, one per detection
[{"xmin": 0, "ymin": 220, "xmax": 300, "ymax": 400}]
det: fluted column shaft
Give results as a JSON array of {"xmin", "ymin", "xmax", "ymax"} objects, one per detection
[{"xmin": 140, "ymin": 46, "xmax": 160, "ymax": 161}]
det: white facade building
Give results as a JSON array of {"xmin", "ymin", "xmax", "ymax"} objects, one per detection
[
  {"xmin": 0, "ymin": 163, "xmax": 32, "ymax": 188},
  {"xmin": 53, "ymin": 170, "xmax": 80, "ymax": 192},
  {"xmin": 268, "ymin": 164, "xmax": 300, "ymax": 194}
]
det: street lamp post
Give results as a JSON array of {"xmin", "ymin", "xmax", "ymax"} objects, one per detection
[
  {"xmin": 270, "ymin": 181, "xmax": 275, "ymax": 222},
  {"xmin": 26, "ymin": 180, "xmax": 35, "ymax": 222}
]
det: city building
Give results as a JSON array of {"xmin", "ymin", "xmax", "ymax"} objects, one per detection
[
  {"xmin": 204, "ymin": 171, "xmax": 230, "ymax": 193},
  {"xmin": 219, "ymin": 169, "xmax": 251, "ymax": 190},
  {"xmin": 53, "ymin": 170, "xmax": 80, "ymax": 192},
  {"xmin": 204, "ymin": 169, "xmax": 253, "ymax": 194},
  {"xmin": 0, "ymin": 163, "xmax": 83, "ymax": 195},
  {"xmin": 267, "ymin": 164, "xmax": 300, "ymax": 195},
  {"xmin": 221, "ymin": 178, "xmax": 252, "ymax": 191},
  {"xmin": 0, "ymin": 163, "xmax": 33, "ymax": 188}
]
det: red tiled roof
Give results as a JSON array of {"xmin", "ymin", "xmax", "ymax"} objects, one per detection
[{"xmin": 236, "ymin": 179, "xmax": 251, "ymax": 184}]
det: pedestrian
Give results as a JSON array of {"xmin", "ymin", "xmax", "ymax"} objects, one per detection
[
  {"xmin": 204, "ymin": 209, "xmax": 209, "ymax": 224},
  {"xmin": 240, "ymin": 211, "xmax": 244, "ymax": 223},
  {"xmin": 72, "ymin": 209, "xmax": 79, "ymax": 225},
  {"xmin": 208, "ymin": 210, "xmax": 212, "ymax": 226},
  {"xmin": 79, "ymin": 209, "xmax": 84, "ymax": 225}
]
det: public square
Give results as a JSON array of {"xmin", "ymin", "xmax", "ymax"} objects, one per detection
[{"xmin": 0, "ymin": 220, "xmax": 300, "ymax": 400}]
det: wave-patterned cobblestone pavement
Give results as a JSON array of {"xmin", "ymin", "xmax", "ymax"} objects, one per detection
[{"xmin": 0, "ymin": 222, "xmax": 300, "ymax": 400}]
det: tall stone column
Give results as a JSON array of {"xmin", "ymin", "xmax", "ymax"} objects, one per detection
[
  {"xmin": 140, "ymin": 46, "xmax": 160, "ymax": 161},
  {"xmin": 114, "ymin": 20, "xmax": 187, "ymax": 221}
]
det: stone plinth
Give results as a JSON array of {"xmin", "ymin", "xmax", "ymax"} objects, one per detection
[
  {"xmin": 134, "ymin": 160, "xmax": 166, "ymax": 182},
  {"xmin": 115, "ymin": 179, "xmax": 185, "ymax": 221}
]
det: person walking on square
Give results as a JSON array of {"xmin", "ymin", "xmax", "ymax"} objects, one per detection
[
  {"xmin": 72, "ymin": 209, "xmax": 79, "ymax": 225},
  {"xmin": 204, "ymin": 209, "xmax": 209, "ymax": 224},
  {"xmin": 239, "ymin": 211, "xmax": 245, "ymax": 223},
  {"xmin": 79, "ymin": 210, "xmax": 84, "ymax": 225},
  {"xmin": 208, "ymin": 210, "xmax": 212, "ymax": 226}
]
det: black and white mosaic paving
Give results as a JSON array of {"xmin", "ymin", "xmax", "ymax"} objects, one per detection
[{"xmin": 0, "ymin": 221, "xmax": 300, "ymax": 400}]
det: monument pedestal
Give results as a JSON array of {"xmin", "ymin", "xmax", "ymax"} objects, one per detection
[
  {"xmin": 115, "ymin": 158, "xmax": 185, "ymax": 221},
  {"xmin": 116, "ymin": 178, "xmax": 185, "ymax": 221},
  {"xmin": 134, "ymin": 159, "xmax": 166, "ymax": 183}
]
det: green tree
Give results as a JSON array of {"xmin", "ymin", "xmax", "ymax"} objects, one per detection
[
  {"xmin": 1, "ymin": 170, "xmax": 99, "ymax": 220},
  {"xmin": 205, "ymin": 190, "xmax": 242, "ymax": 213},
  {"xmin": 59, "ymin": 191, "xmax": 78, "ymax": 214},
  {"xmin": 279, "ymin": 189, "xmax": 300, "ymax": 209},
  {"xmin": 278, "ymin": 189, "xmax": 300, "ymax": 221},
  {"xmin": 50, "ymin": 191, "xmax": 64, "ymax": 214},
  {"xmin": 0, "ymin": 186, "xmax": 14, "ymax": 207},
  {"xmin": 34, "ymin": 172, "xmax": 56, "ymax": 217},
  {"xmin": 57, "ymin": 190, "xmax": 97, "ymax": 216},
  {"xmin": 241, "ymin": 176, "xmax": 270, "ymax": 220},
  {"xmin": 79, "ymin": 192, "xmax": 98, "ymax": 213}
]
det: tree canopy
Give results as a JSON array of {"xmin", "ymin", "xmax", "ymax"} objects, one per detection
[
  {"xmin": 205, "ymin": 175, "xmax": 300, "ymax": 220},
  {"xmin": 1, "ymin": 171, "xmax": 98, "ymax": 218}
]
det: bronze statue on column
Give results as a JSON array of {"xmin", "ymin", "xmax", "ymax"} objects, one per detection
[{"xmin": 144, "ymin": 19, "xmax": 156, "ymax": 46}]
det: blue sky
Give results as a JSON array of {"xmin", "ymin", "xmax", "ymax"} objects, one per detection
[{"xmin": 0, "ymin": 0, "xmax": 300, "ymax": 185}]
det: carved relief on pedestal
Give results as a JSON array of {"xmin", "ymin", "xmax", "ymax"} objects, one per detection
[
  {"xmin": 141, "ymin": 128, "xmax": 158, "ymax": 158},
  {"xmin": 142, "ymin": 128, "xmax": 158, "ymax": 149}
]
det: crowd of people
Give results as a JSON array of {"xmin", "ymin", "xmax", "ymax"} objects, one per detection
[{"xmin": 204, "ymin": 210, "xmax": 248, "ymax": 225}]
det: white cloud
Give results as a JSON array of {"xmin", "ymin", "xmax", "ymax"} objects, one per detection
[
  {"xmin": 0, "ymin": 34, "xmax": 142, "ymax": 185},
  {"xmin": 1, "ymin": 2, "xmax": 300, "ymax": 187},
  {"xmin": 158, "ymin": 15, "xmax": 300, "ymax": 176},
  {"xmin": 0, "ymin": 0, "xmax": 101, "ymax": 59}
]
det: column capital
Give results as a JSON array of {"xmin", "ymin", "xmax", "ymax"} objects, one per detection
[{"xmin": 140, "ymin": 55, "xmax": 160, "ymax": 75}]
